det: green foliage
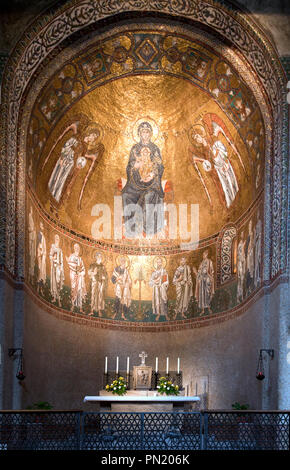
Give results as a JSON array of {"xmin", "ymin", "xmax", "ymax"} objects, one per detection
[
  {"xmin": 106, "ymin": 377, "xmax": 127, "ymax": 396},
  {"xmin": 157, "ymin": 377, "xmax": 179, "ymax": 396},
  {"xmin": 82, "ymin": 291, "xmax": 92, "ymax": 315},
  {"xmin": 42, "ymin": 278, "xmax": 52, "ymax": 302},
  {"xmin": 59, "ymin": 285, "xmax": 72, "ymax": 311},
  {"xmin": 27, "ymin": 401, "xmax": 53, "ymax": 410},
  {"xmin": 211, "ymin": 287, "xmax": 231, "ymax": 312},
  {"xmin": 232, "ymin": 402, "xmax": 250, "ymax": 410}
]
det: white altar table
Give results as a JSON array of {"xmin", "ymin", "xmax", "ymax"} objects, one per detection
[{"xmin": 84, "ymin": 393, "xmax": 200, "ymax": 412}]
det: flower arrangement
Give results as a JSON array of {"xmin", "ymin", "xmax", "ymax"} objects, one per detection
[
  {"xmin": 157, "ymin": 376, "xmax": 179, "ymax": 396},
  {"xmin": 105, "ymin": 376, "xmax": 127, "ymax": 396}
]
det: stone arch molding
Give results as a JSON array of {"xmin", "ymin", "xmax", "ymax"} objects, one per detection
[{"xmin": 0, "ymin": 0, "xmax": 287, "ymax": 288}]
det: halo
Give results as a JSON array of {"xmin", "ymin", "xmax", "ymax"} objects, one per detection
[
  {"xmin": 132, "ymin": 117, "xmax": 159, "ymax": 143},
  {"xmin": 116, "ymin": 254, "xmax": 131, "ymax": 269},
  {"xmin": 188, "ymin": 124, "xmax": 207, "ymax": 145},
  {"xmin": 91, "ymin": 250, "xmax": 107, "ymax": 264},
  {"xmin": 70, "ymin": 241, "xmax": 83, "ymax": 256},
  {"xmin": 82, "ymin": 122, "xmax": 104, "ymax": 141},
  {"xmin": 76, "ymin": 156, "xmax": 87, "ymax": 169},
  {"xmin": 51, "ymin": 231, "xmax": 62, "ymax": 246},
  {"xmin": 153, "ymin": 256, "xmax": 167, "ymax": 270}
]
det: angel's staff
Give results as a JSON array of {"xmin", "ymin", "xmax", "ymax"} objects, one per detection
[
  {"xmin": 77, "ymin": 143, "xmax": 104, "ymax": 210},
  {"xmin": 189, "ymin": 151, "xmax": 212, "ymax": 207}
]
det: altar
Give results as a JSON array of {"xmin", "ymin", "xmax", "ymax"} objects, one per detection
[
  {"xmin": 84, "ymin": 391, "xmax": 200, "ymax": 412},
  {"xmin": 88, "ymin": 351, "xmax": 199, "ymax": 412}
]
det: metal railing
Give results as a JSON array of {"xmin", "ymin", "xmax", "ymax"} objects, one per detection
[{"xmin": 0, "ymin": 410, "xmax": 288, "ymax": 450}]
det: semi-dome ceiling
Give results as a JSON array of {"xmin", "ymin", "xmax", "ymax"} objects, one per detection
[{"xmin": 29, "ymin": 28, "xmax": 264, "ymax": 247}]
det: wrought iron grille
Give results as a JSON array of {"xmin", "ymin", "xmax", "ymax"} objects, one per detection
[
  {"xmin": 82, "ymin": 412, "xmax": 201, "ymax": 450},
  {"xmin": 0, "ymin": 410, "xmax": 288, "ymax": 450},
  {"xmin": 0, "ymin": 411, "xmax": 80, "ymax": 450},
  {"xmin": 205, "ymin": 411, "xmax": 290, "ymax": 450}
]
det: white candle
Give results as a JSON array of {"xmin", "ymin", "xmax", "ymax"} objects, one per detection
[
  {"xmin": 127, "ymin": 357, "xmax": 130, "ymax": 374},
  {"xmin": 177, "ymin": 357, "xmax": 180, "ymax": 374},
  {"xmin": 166, "ymin": 357, "xmax": 169, "ymax": 375},
  {"xmin": 116, "ymin": 356, "xmax": 119, "ymax": 374},
  {"xmin": 155, "ymin": 357, "xmax": 158, "ymax": 372},
  {"xmin": 105, "ymin": 356, "xmax": 108, "ymax": 374}
]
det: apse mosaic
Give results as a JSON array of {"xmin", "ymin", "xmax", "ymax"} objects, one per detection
[{"xmin": 25, "ymin": 28, "xmax": 265, "ymax": 326}]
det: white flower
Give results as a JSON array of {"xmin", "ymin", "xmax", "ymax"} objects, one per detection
[
  {"xmin": 167, "ymin": 387, "xmax": 170, "ymax": 390},
  {"xmin": 157, "ymin": 386, "xmax": 160, "ymax": 389},
  {"xmin": 113, "ymin": 387, "xmax": 116, "ymax": 390}
]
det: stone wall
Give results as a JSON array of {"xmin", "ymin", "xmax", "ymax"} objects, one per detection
[{"xmin": 21, "ymin": 287, "xmax": 281, "ymax": 411}]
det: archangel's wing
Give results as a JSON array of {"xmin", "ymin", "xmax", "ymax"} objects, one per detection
[
  {"xmin": 41, "ymin": 122, "xmax": 79, "ymax": 170},
  {"xmin": 203, "ymin": 113, "xmax": 247, "ymax": 175}
]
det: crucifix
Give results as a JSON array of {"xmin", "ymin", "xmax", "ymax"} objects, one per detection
[{"xmin": 139, "ymin": 351, "xmax": 148, "ymax": 365}]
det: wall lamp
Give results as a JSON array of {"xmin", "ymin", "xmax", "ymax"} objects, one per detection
[
  {"xmin": 256, "ymin": 349, "xmax": 274, "ymax": 381},
  {"xmin": 8, "ymin": 348, "xmax": 25, "ymax": 381}
]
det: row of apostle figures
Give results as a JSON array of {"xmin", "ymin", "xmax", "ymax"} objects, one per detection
[{"xmin": 28, "ymin": 209, "xmax": 215, "ymax": 319}]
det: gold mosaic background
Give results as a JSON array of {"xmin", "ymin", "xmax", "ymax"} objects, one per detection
[{"xmin": 26, "ymin": 28, "xmax": 265, "ymax": 324}]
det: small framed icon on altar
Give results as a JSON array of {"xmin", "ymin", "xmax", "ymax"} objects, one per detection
[{"xmin": 133, "ymin": 365, "xmax": 152, "ymax": 390}]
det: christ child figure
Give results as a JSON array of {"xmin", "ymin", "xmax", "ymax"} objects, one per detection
[{"xmin": 134, "ymin": 146, "xmax": 155, "ymax": 183}]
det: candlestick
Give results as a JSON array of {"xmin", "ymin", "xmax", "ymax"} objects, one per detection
[
  {"xmin": 105, "ymin": 356, "xmax": 108, "ymax": 374},
  {"xmin": 166, "ymin": 357, "xmax": 169, "ymax": 375},
  {"xmin": 116, "ymin": 356, "xmax": 119, "ymax": 375},
  {"xmin": 177, "ymin": 357, "xmax": 180, "ymax": 374},
  {"xmin": 103, "ymin": 372, "xmax": 109, "ymax": 388},
  {"xmin": 127, "ymin": 356, "xmax": 130, "ymax": 374},
  {"xmin": 155, "ymin": 357, "xmax": 158, "ymax": 373},
  {"xmin": 154, "ymin": 371, "xmax": 159, "ymax": 390}
]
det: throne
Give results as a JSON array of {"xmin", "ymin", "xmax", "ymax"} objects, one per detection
[{"xmin": 115, "ymin": 178, "xmax": 174, "ymax": 239}]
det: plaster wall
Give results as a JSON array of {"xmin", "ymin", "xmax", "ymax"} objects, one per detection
[
  {"xmin": 0, "ymin": 278, "xmax": 24, "ymax": 409},
  {"xmin": 22, "ymin": 288, "xmax": 281, "ymax": 411}
]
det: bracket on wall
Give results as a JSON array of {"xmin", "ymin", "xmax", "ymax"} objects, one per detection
[
  {"xmin": 8, "ymin": 348, "xmax": 23, "ymax": 357},
  {"xmin": 8, "ymin": 348, "xmax": 25, "ymax": 381},
  {"xmin": 260, "ymin": 349, "xmax": 274, "ymax": 359}
]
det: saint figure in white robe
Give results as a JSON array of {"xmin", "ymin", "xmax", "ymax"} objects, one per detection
[
  {"xmin": 49, "ymin": 234, "xmax": 64, "ymax": 303},
  {"xmin": 111, "ymin": 257, "xmax": 132, "ymax": 319},
  {"xmin": 173, "ymin": 257, "xmax": 193, "ymax": 318},
  {"xmin": 212, "ymin": 140, "xmax": 239, "ymax": 208},
  {"xmin": 88, "ymin": 253, "xmax": 107, "ymax": 316},
  {"xmin": 245, "ymin": 220, "xmax": 254, "ymax": 295},
  {"xmin": 254, "ymin": 216, "xmax": 262, "ymax": 287},
  {"xmin": 149, "ymin": 258, "xmax": 169, "ymax": 321},
  {"xmin": 28, "ymin": 207, "xmax": 36, "ymax": 281},
  {"xmin": 237, "ymin": 232, "xmax": 246, "ymax": 303},
  {"xmin": 193, "ymin": 250, "xmax": 214, "ymax": 315},
  {"xmin": 37, "ymin": 222, "xmax": 47, "ymax": 284},
  {"xmin": 67, "ymin": 243, "xmax": 86, "ymax": 311},
  {"xmin": 48, "ymin": 137, "xmax": 78, "ymax": 203}
]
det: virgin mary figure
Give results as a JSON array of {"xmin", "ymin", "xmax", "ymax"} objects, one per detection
[{"xmin": 122, "ymin": 121, "xmax": 164, "ymax": 237}]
